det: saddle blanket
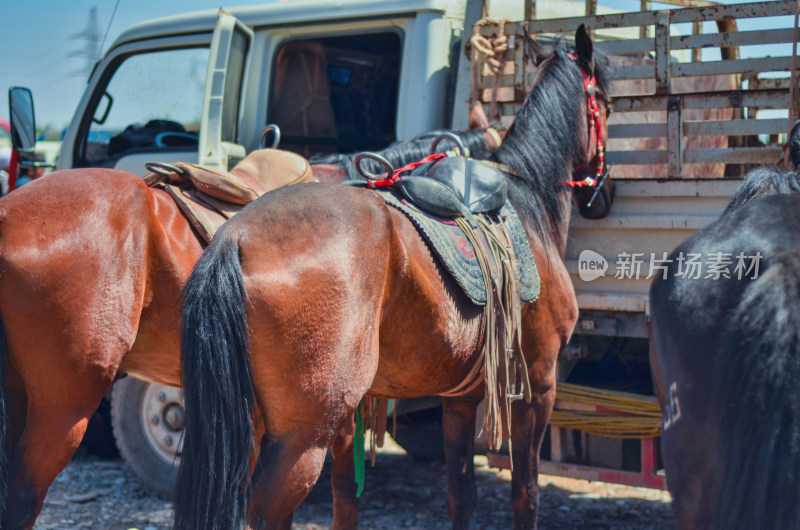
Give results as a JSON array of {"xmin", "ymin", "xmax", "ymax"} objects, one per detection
[{"xmin": 377, "ymin": 189, "xmax": 540, "ymax": 305}]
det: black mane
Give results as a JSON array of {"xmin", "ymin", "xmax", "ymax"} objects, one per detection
[
  {"xmin": 491, "ymin": 44, "xmax": 611, "ymax": 245},
  {"xmin": 309, "ymin": 128, "xmax": 493, "ymax": 181},
  {"xmin": 724, "ymin": 165, "xmax": 800, "ymax": 215}
]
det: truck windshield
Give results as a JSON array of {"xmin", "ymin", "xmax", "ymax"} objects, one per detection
[{"xmin": 83, "ymin": 47, "xmax": 209, "ymax": 167}]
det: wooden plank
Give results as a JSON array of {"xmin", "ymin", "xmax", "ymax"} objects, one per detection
[
  {"xmin": 685, "ymin": 147, "xmax": 782, "ymax": 164},
  {"xmin": 608, "ymin": 122, "xmax": 666, "ymax": 138},
  {"xmin": 667, "ymin": 96, "xmax": 684, "ymax": 178},
  {"xmin": 479, "ymin": 74, "xmax": 517, "ymax": 90},
  {"xmin": 526, "ymin": 11, "xmax": 658, "ymax": 35},
  {"xmin": 610, "ymin": 119, "xmax": 793, "ymax": 141},
  {"xmin": 611, "ymin": 64, "xmax": 656, "ymax": 81},
  {"xmin": 523, "ymin": 1, "xmax": 793, "ymax": 37},
  {"xmin": 670, "ymin": 0, "xmax": 795, "ymax": 24},
  {"xmin": 749, "ymin": 78, "xmax": 791, "ymax": 90},
  {"xmin": 673, "ymin": 56, "xmax": 793, "ymax": 77},
  {"xmin": 607, "ymin": 150, "xmax": 668, "ymax": 164},
  {"xmin": 672, "ymin": 28, "xmax": 796, "ymax": 51},
  {"xmin": 654, "ymin": 11, "xmax": 671, "ymax": 94},
  {"xmin": 595, "ymin": 38, "xmax": 654, "ymax": 55},
  {"xmin": 684, "ymin": 118, "xmax": 786, "ymax": 136},
  {"xmin": 613, "ymin": 90, "xmax": 789, "ymax": 112}
]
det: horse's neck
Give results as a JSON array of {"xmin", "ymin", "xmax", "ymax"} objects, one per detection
[{"xmin": 555, "ymin": 192, "xmax": 573, "ymax": 256}]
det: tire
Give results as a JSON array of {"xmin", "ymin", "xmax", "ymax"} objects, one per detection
[
  {"xmin": 390, "ymin": 406, "xmax": 445, "ymax": 462},
  {"xmin": 110, "ymin": 377, "xmax": 184, "ymax": 499}
]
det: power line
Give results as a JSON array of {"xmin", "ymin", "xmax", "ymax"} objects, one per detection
[{"xmin": 99, "ymin": 0, "xmax": 122, "ymax": 60}]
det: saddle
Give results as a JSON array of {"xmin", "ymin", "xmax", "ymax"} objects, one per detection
[
  {"xmin": 397, "ymin": 156, "xmax": 508, "ymax": 220},
  {"xmin": 350, "ymin": 150, "xmax": 539, "ymax": 454},
  {"xmin": 145, "ymin": 148, "xmax": 315, "ymax": 243}
]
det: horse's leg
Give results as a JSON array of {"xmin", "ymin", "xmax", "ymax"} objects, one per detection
[
  {"xmin": 442, "ymin": 395, "xmax": 481, "ymax": 529},
  {"xmin": 330, "ymin": 414, "xmax": 358, "ymax": 529},
  {"xmin": 509, "ymin": 385, "xmax": 556, "ymax": 530},
  {"xmin": 5, "ymin": 367, "xmax": 113, "ymax": 530},
  {"xmin": 247, "ymin": 429, "xmax": 337, "ymax": 530}
]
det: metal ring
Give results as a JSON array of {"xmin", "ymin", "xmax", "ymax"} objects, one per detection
[
  {"xmin": 430, "ymin": 132, "xmax": 466, "ymax": 157},
  {"xmin": 144, "ymin": 162, "xmax": 185, "ymax": 176},
  {"xmin": 260, "ymin": 124, "xmax": 281, "ymax": 149},
  {"xmin": 354, "ymin": 152, "xmax": 394, "ymax": 180}
]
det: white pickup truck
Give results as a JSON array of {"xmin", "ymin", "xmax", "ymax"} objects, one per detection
[{"xmin": 13, "ymin": 0, "xmax": 797, "ymax": 496}]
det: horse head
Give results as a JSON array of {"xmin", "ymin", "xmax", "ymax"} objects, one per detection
[{"xmin": 523, "ymin": 26, "xmax": 615, "ymax": 220}]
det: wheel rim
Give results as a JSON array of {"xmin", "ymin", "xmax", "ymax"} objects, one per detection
[{"xmin": 140, "ymin": 384, "xmax": 185, "ymax": 465}]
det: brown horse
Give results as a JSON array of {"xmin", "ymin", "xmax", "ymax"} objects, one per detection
[
  {"xmin": 174, "ymin": 25, "xmax": 612, "ymax": 530},
  {"xmin": 0, "ymin": 127, "xmax": 497, "ymax": 530},
  {"xmin": 649, "ymin": 123, "xmax": 800, "ymax": 530}
]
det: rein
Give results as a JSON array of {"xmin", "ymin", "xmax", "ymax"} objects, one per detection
[
  {"xmin": 564, "ymin": 53, "xmax": 606, "ymax": 188},
  {"xmin": 360, "ymin": 152, "xmax": 447, "ymax": 188}
]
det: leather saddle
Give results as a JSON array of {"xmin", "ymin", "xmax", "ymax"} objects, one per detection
[
  {"xmin": 396, "ymin": 156, "xmax": 508, "ymax": 221},
  {"xmin": 146, "ymin": 148, "xmax": 314, "ymax": 243}
]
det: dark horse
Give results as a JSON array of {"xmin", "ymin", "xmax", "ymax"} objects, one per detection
[
  {"xmin": 650, "ymin": 123, "xmax": 800, "ymax": 529},
  {"xmin": 174, "ymin": 25, "xmax": 612, "ymax": 530},
  {"xmin": 0, "ymin": 126, "xmax": 498, "ymax": 530}
]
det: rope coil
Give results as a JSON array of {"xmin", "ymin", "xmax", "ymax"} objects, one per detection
[
  {"xmin": 550, "ymin": 382, "xmax": 663, "ymax": 439},
  {"xmin": 470, "ymin": 17, "xmax": 511, "ymax": 123}
]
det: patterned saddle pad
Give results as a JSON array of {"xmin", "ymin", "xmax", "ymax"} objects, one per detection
[{"xmin": 376, "ymin": 189, "xmax": 540, "ymax": 305}]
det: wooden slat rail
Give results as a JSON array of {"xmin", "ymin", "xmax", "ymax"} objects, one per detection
[{"xmin": 472, "ymin": 0, "xmax": 796, "ymax": 178}]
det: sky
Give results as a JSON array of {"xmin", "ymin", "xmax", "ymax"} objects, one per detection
[
  {"xmin": 1, "ymin": 0, "xmax": 277, "ymax": 133},
  {"xmin": 0, "ymin": 0, "xmax": 794, "ymax": 133}
]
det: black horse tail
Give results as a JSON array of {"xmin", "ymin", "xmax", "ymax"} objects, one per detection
[
  {"xmin": 173, "ymin": 234, "xmax": 255, "ymax": 530},
  {"xmin": 716, "ymin": 253, "xmax": 800, "ymax": 530},
  {"xmin": 0, "ymin": 318, "xmax": 8, "ymax": 525}
]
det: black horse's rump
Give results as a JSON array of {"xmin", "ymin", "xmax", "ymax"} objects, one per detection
[
  {"xmin": 650, "ymin": 152, "xmax": 800, "ymax": 529},
  {"xmin": 716, "ymin": 222, "xmax": 800, "ymax": 530}
]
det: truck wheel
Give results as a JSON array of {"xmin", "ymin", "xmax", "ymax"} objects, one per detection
[
  {"xmin": 390, "ymin": 406, "xmax": 445, "ymax": 462},
  {"xmin": 110, "ymin": 377, "xmax": 184, "ymax": 498}
]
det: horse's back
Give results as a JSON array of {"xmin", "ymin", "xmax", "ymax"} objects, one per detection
[
  {"xmin": 651, "ymin": 193, "xmax": 800, "ymax": 530},
  {"xmin": 214, "ymin": 182, "xmax": 486, "ymax": 398}
]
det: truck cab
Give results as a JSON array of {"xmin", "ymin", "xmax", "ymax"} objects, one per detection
[{"xmin": 58, "ymin": 1, "xmax": 494, "ymax": 175}]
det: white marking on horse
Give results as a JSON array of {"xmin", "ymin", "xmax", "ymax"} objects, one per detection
[{"xmin": 663, "ymin": 382, "xmax": 682, "ymax": 430}]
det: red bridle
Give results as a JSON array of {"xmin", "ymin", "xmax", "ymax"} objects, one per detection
[{"xmin": 563, "ymin": 54, "xmax": 606, "ymax": 189}]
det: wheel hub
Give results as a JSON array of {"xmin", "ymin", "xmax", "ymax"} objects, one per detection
[{"xmin": 140, "ymin": 384, "xmax": 185, "ymax": 464}]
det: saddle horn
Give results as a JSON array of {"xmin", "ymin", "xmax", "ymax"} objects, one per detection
[
  {"xmin": 260, "ymin": 124, "xmax": 281, "ymax": 149},
  {"xmin": 431, "ymin": 132, "xmax": 467, "ymax": 158}
]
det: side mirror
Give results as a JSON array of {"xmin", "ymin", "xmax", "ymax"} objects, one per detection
[{"xmin": 9, "ymin": 87, "xmax": 36, "ymax": 153}]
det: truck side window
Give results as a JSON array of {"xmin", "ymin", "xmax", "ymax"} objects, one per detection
[
  {"xmin": 268, "ymin": 32, "xmax": 401, "ymax": 157},
  {"xmin": 83, "ymin": 47, "xmax": 210, "ymax": 167}
]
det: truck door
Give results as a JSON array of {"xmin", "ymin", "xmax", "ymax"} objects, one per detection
[
  {"xmin": 64, "ymin": 10, "xmax": 252, "ymax": 174},
  {"xmin": 197, "ymin": 9, "xmax": 253, "ymax": 170}
]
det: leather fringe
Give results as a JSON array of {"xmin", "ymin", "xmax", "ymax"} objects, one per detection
[{"xmin": 455, "ymin": 215, "xmax": 531, "ymax": 467}]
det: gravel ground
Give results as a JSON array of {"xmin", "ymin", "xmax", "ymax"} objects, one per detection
[{"xmin": 34, "ymin": 439, "xmax": 675, "ymax": 530}]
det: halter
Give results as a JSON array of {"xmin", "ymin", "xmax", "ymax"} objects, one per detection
[{"xmin": 563, "ymin": 53, "xmax": 607, "ymax": 190}]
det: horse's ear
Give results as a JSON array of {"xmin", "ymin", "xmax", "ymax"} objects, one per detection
[
  {"xmin": 523, "ymin": 27, "xmax": 547, "ymax": 66},
  {"xmin": 575, "ymin": 24, "xmax": 594, "ymax": 74}
]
